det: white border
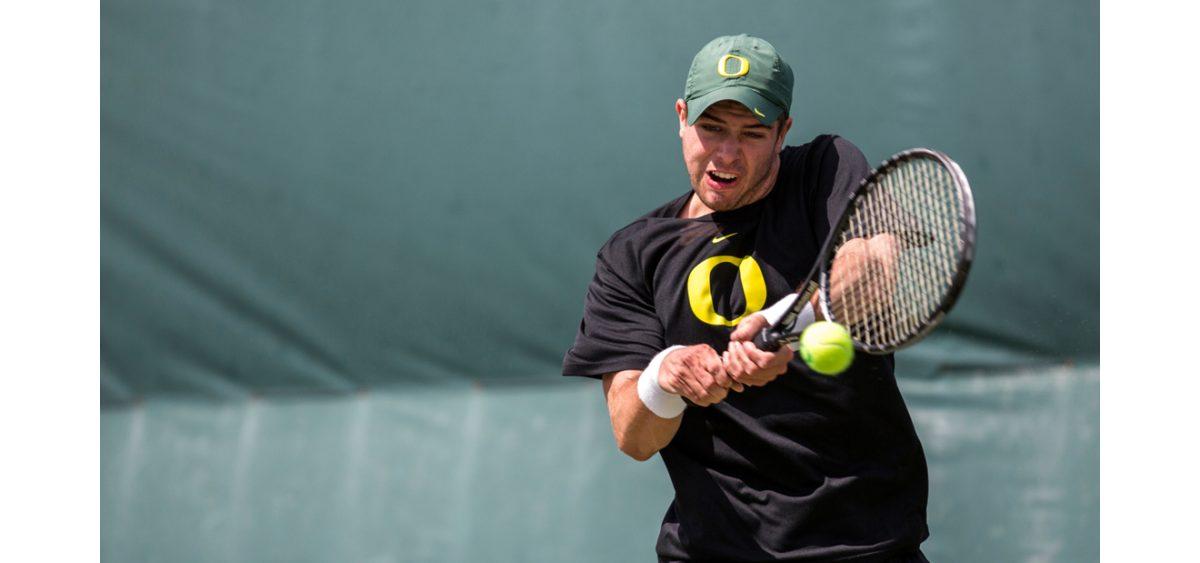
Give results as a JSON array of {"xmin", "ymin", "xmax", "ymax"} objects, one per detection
[
  {"xmin": 0, "ymin": 2, "xmax": 99, "ymax": 562},
  {"xmin": 6, "ymin": 1, "xmax": 1195, "ymax": 560},
  {"xmin": 1102, "ymin": 1, "xmax": 1199, "ymax": 560}
]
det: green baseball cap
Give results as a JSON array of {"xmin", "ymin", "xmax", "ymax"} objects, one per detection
[{"xmin": 684, "ymin": 34, "xmax": 794, "ymax": 126}]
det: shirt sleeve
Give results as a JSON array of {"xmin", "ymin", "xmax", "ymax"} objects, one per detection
[
  {"xmin": 805, "ymin": 135, "xmax": 872, "ymax": 243},
  {"xmin": 561, "ymin": 238, "xmax": 665, "ymax": 379}
]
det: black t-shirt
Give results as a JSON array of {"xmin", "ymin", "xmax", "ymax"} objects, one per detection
[{"xmin": 562, "ymin": 135, "xmax": 929, "ymax": 562}]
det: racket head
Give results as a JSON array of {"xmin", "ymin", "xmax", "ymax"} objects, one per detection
[{"xmin": 817, "ymin": 148, "xmax": 976, "ymax": 354}]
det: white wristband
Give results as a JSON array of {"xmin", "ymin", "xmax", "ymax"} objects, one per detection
[{"xmin": 637, "ymin": 345, "xmax": 687, "ymax": 419}]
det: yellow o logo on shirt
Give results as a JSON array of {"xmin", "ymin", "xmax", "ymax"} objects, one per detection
[{"xmin": 686, "ymin": 255, "xmax": 767, "ymax": 326}]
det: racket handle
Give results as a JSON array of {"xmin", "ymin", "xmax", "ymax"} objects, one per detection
[{"xmin": 753, "ymin": 328, "xmax": 783, "ymax": 352}]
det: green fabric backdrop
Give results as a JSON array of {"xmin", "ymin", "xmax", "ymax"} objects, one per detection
[{"xmin": 101, "ymin": 0, "xmax": 1099, "ymax": 560}]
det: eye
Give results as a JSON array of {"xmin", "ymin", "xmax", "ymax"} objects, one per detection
[{"xmin": 700, "ymin": 124, "xmax": 722, "ymax": 133}]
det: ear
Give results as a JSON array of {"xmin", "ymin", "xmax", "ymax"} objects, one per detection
[
  {"xmin": 675, "ymin": 99, "xmax": 688, "ymax": 137},
  {"xmin": 775, "ymin": 115, "xmax": 793, "ymax": 151}
]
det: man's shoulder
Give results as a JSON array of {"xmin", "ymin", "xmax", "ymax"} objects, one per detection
[
  {"xmin": 780, "ymin": 134, "xmax": 864, "ymax": 168},
  {"xmin": 597, "ymin": 191, "xmax": 691, "ymax": 255}
]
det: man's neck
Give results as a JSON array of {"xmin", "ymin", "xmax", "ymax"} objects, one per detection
[{"xmin": 679, "ymin": 194, "xmax": 713, "ymax": 219}]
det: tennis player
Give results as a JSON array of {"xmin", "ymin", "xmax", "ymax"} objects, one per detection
[{"xmin": 562, "ymin": 35, "xmax": 930, "ymax": 562}]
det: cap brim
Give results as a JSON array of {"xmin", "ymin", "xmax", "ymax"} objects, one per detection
[{"xmin": 686, "ymin": 87, "xmax": 784, "ymax": 126}]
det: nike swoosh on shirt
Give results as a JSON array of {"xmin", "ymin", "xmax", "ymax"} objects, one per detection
[{"xmin": 711, "ymin": 233, "xmax": 739, "ymax": 244}]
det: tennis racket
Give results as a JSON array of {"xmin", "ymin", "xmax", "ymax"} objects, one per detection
[{"xmin": 752, "ymin": 148, "xmax": 976, "ymax": 354}]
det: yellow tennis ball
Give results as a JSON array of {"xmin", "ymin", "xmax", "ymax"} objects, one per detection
[{"xmin": 799, "ymin": 321, "xmax": 855, "ymax": 376}]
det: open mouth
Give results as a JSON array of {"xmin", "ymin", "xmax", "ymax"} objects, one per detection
[{"xmin": 707, "ymin": 170, "xmax": 738, "ymax": 187}]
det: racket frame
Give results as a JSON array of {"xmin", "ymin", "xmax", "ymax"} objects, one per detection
[{"xmin": 756, "ymin": 148, "xmax": 976, "ymax": 354}]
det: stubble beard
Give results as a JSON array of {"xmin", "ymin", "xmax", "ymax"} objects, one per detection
[{"xmin": 699, "ymin": 155, "xmax": 780, "ymax": 213}]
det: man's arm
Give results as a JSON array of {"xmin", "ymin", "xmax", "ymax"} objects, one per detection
[
  {"xmin": 601, "ymin": 345, "xmax": 738, "ymax": 461},
  {"xmin": 826, "ymin": 233, "xmax": 900, "ymax": 325},
  {"xmin": 725, "ymin": 316, "xmax": 793, "ymax": 386},
  {"xmin": 602, "ymin": 370, "xmax": 683, "ymax": 462}
]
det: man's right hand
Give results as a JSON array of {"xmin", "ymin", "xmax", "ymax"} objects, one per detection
[{"xmin": 656, "ymin": 344, "xmax": 743, "ymax": 406}]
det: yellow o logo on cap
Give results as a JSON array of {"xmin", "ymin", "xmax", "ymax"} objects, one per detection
[
  {"xmin": 686, "ymin": 255, "xmax": 767, "ymax": 326},
  {"xmin": 717, "ymin": 54, "xmax": 750, "ymax": 78}
]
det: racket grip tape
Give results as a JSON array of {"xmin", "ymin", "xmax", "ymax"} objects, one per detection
[{"xmin": 753, "ymin": 328, "xmax": 783, "ymax": 352}]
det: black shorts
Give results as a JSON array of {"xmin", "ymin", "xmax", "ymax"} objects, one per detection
[{"xmin": 657, "ymin": 548, "xmax": 929, "ymax": 563}]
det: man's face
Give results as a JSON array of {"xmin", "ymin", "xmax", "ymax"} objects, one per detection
[{"xmin": 676, "ymin": 99, "xmax": 792, "ymax": 213}]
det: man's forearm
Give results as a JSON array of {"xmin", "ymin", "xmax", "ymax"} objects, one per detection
[
  {"xmin": 826, "ymin": 233, "xmax": 899, "ymax": 322},
  {"xmin": 602, "ymin": 370, "xmax": 684, "ymax": 461}
]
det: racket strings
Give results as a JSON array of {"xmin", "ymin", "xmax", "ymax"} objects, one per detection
[{"xmin": 827, "ymin": 156, "xmax": 964, "ymax": 350}]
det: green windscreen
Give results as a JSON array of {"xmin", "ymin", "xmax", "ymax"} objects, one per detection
[{"xmin": 102, "ymin": 0, "xmax": 1098, "ymax": 561}]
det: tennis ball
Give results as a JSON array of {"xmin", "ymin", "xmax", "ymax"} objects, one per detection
[{"xmin": 799, "ymin": 322, "xmax": 855, "ymax": 376}]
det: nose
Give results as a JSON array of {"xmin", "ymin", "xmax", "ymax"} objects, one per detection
[{"xmin": 712, "ymin": 138, "xmax": 740, "ymax": 168}]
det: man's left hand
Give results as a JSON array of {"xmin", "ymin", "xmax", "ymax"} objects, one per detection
[{"xmin": 725, "ymin": 315, "xmax": 793, "ymax": 387}]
